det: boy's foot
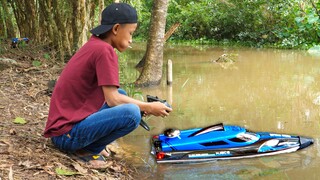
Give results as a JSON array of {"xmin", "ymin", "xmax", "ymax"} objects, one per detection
[
  {"xmin": 72, "ymin": 151, "xmax": 110, "ymax": 169},
  {"xmin": 100, "ymin": 147, "xmax": 112, "ymax": 157}
]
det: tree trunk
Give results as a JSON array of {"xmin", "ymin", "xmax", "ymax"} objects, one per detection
[
  {"xmin": 1, "ymin": 0, "xmax": 16, "ymax": 38},
  {"xmin": 135, "ymin": 0, "xmax": 168, "ymax": 87},
  {"xmin": 24, "ymin": 1, "xmax": 39, "ymax": 40},
  {"xmin": 52, "ymin": 1, "xmax": 72, "ymax": 58},
  {"xmin": 70, "ymin": 0, "xmax": 100, "ymax": 54},
  {"xmin": 10, "ymin": 0, "xmax": 38, "ymax": 39},
  {"xmin": 0, "ymin": 5, "xmax": 4, "ymax": 37},
  {"xmin": 99, "ymin": 0, "xmax": 105, "ymax": 20},
  {"xmin": 38, "ymin": 0, "xmax": 57, "ymax": 49},
  {"xmin": 135, "ymin": 22, "xmax": 180, "ymax": 69}
]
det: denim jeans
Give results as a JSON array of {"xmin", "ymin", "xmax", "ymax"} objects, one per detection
[{"xmin": 51, "ymin": 89, "xmax": 141, "ymax": 154}]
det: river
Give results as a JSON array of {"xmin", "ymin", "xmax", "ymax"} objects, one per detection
[{"xmin": 118, "ymin": 44, "xmax": 320, "ymax": 179}]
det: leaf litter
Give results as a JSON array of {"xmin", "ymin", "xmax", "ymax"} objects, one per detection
[{"xmin": 0, "ymin": 43, "xmax": 140, "ymax": 179}]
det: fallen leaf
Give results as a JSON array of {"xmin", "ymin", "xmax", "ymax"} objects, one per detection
[
  {"xmin": 43, "ymin": 166, "xmax": 55, "ymax": 175},
  {"xmin": 72, "ymin": 162, "xmax": 88, "ymax": 174},
  {"xmin": 0, "ymin": 163, "xmax": 12, "ymax": 168},
  {"xmin": 9, "ymin": 166, "xmax": 13, "ymax": 180},
  {"xmin": 110, "ymin": 164, "xmax": 123, "ymax": 172},
  {"xmin": 13, "ymin": 117, "xmax": 27, "ymax": 124},
  {"xmin": 9, "ymin": 128, "xmax": 16, "ymax": 135},
  {"xmin": 19, "ymin": 160, "xmax": 32, "ymax": 168},
  {"xmin": 55, "ymin": 167, "xmax": 80, "ymax": 176},
  {"xmin": 0, "ymin": 140, "xmax": 9, "ymax": 146}
]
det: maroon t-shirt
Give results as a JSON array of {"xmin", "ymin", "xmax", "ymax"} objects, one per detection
[{"xmin": 44, "ymin": 36, "xmax": 119, "ymax": 137}]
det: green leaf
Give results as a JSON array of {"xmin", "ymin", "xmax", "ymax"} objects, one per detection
[
  {"xmin": 43, "ymin": 53, "xmax": 50, "ymax": 59},
  {"xmin": 55, "ymin": 168, "xmax": 79, "ymax": 176},
  {"xmin": 32, "ymin": 60, "xmax": 41, "ymax": 67},
  {"xmin": 133, "ymin": 92, "xmax": 144, "ymax": 101},
  {"xmin": 308, "ymin": 45, "xmax": 320, "ymax": 56},
  {"xmin": 13, "ymin": 117, "xmax": 27, "ymax": 124},
  {"xmin": 308, "ymin": 16, "xmax": 319, "ymax": 24},
  {"xmin": 295, "ymin": 17, "xmax": 304, "ymax": 23}
]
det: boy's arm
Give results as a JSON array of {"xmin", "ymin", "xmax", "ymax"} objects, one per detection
[{"xmin": 102, "ymin": 85, "xmax": 172, "ymax": 117}]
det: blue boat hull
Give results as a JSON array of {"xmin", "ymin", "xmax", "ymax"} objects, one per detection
[{"xmin": 151, "ymin": 124, "xmax": 313, "ymax": 163}]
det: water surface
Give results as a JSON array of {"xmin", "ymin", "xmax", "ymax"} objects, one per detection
[{"xmin": 119, "ymin": 45, "xmax": 320, "ymax": 179}]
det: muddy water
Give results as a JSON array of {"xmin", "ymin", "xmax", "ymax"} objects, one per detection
[{"xmin": 119, "ymin": 45, "xmax": 320, "ymax": 179}]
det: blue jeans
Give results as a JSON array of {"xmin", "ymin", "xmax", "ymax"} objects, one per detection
[{"xmin": 51, "ymin": 89, "xmax": 141, "ymax": 154}]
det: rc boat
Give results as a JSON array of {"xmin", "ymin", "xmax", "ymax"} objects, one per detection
[{"xmin": 151, "ymin": 123, "xmax": 313, "ymax": 163}]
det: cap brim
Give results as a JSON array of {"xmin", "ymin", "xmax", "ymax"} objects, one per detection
[{"xmin": 90, "ymin": 24, "xmax": 114, "ymax": 35}]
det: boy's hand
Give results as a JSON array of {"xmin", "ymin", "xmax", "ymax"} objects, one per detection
[
  {"xmin": 148, "ymin": 101, "xmax": 172, "ymax": 117},
  {"xmin": 140, "ymin": 95, "xmax": 172, "ymax": 131}
]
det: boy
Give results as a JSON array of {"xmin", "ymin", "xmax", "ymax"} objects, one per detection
[{"xmin": 43, "ymin": 3, "xmax": 172, "ymax": 169}]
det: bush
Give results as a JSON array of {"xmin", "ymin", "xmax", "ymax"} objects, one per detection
[{"xmin": 134, "ymin": 0, "xmax": 320, "ymax": 48}]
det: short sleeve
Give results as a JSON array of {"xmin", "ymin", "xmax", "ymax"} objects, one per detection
[{"xmin": 95, "ymin": 46, "xmax": 120, "ymax": 87}]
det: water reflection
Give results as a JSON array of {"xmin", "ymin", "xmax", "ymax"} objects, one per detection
[
  {"xmin": 153, "ymin": 152, "xmax": 316, "ymax": 179},
  {"xmin": 121, "ymin": 45, "xmax": 320, "ymax": 179}
]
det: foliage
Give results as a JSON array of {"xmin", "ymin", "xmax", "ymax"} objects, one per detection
[
  {"xmin": 1, "ymin": 0, "xmax": 319, "ymax": 57},
  {"xmin": 117, "ymin": 51, "xmax": 142, "ymax": 96},
  {"xmin": 135, "ymin": 0, "xmax": 320, "ymax": 49},
  {"xmin": 117, "ymin": 51, "xmax": 139, "ymax": 84},
  {"xmin": 308, "ymin": 45, "xmax": 320, "ymax": 56},
  {"xmin": 270, "ymin": 0, "xmax": 320, "ymax": 48}
]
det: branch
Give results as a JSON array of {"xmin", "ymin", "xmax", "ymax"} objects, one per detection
[
  {"xmin": 310, "ymin": 0, "xmax": 320, "ymax": 18},
  {"xmin": 164, "ymin": 23, "xmax": 180, "ymax": 42}
]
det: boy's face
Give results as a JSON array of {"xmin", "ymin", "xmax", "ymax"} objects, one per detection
[{"xmin": 112, "ymin": 23, "xmax": 137, "ymax": 52}]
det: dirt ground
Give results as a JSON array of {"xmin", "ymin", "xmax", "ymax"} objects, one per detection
[{"xmin": 0, "ymin": 44, "xmax": 141, "ymax": 179}]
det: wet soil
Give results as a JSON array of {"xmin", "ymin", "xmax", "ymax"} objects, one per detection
[{"xmin": 0, "ymin": 44, "xmax": 140, "ymax": 179}]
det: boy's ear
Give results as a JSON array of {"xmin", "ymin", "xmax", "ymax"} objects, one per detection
[{"xmin": 112, "ymin": 24, "xmax": 120, "ymax": 35}]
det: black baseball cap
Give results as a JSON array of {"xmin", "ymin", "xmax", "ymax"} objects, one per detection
[{"xmin": 90, "ymin": 3, "xmax": 138, "ymax": 36}]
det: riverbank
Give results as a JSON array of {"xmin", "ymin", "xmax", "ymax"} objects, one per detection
[{"xmin": 0, "ymin": 44, "xmax": 139, "ymax": 179}]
